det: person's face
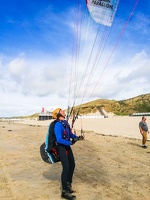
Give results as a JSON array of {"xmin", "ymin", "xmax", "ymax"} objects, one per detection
[{"xmin": 60, "ymin": 109, "xmax": 66, "ymax": 118}]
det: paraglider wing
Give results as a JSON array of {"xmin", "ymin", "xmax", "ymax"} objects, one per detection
[{"xmin": 86, "ymin": 0, "xmax": 119, "ymax": 26}]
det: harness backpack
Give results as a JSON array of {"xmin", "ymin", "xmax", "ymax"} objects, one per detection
[{"xmin": 40, "ymin": 120, "xmax": 60, "ymax": 164}]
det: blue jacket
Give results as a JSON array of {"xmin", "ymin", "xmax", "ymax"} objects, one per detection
[{"xmin": 54, "ymin": 120, "xmax": 77, "ymax": 146}]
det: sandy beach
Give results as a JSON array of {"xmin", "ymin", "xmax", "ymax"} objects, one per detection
[{"xmin": 0, "ymin": 116, "xmax": 150, "ymax": 200}]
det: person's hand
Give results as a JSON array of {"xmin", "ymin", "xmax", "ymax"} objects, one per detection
[{"xmin": 71, "ymin": 137, "xmax": 79, "ymax": 145}]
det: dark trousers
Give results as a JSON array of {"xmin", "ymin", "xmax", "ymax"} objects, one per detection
[{"xmin": 58, "ymin": 145, "xmax": 75, "ymax": 191}]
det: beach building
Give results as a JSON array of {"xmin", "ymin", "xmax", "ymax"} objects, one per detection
[{"xmin": 38, "ymin": 107, "xmax": 52, "ymax": 120}]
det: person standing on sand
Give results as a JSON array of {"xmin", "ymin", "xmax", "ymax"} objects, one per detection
[
  {"xmin": 52, "ymin": 108, "xmax": 81, "ymax": 200},
  {"xmin": 139, "ymin": 116, "xmax": 149, "ymax": 148}
]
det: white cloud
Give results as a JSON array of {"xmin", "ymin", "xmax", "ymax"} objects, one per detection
[
  {"xmin": 1, "ymin": 47, "xmax": 150, "ymax": 117},
  {"xmin": 8, "ymin": 53, "xmax": 26, "ymax": 77},
  {"xmin": 96, "ymin": 50, "xmax": 150, "ymax": 100}
]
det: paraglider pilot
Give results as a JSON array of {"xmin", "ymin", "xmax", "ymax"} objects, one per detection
[{"xmin": 52, "ymin": 108, "xmax": 82, "ymax": 200}]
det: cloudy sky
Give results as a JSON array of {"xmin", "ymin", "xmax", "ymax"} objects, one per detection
[{"xmin": 0, "ymin": 0, "xmax": 150, "ymax": 117}]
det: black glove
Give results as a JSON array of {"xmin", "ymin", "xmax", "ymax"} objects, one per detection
[{"xmin": 71, "ymin": 137, "xmax": 79, "ymax": 145}]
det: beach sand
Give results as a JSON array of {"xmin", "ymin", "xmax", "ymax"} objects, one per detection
[{"xmin": 0, "ymin": 116, "xmax": 150, "ymax": 200}]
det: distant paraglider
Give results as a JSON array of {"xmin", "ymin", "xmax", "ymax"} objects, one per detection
[{"xmin": 86, "ymin": 0, "xmax": 119, "ymax": 26}]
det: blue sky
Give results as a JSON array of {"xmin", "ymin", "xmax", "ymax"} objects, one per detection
[{"xmin": 0, "ymin": 0, "xmax": 150, "ymax": 117}]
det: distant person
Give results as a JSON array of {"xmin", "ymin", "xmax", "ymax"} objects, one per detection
[
  {"xmin": 52, "ymin": 108, "xmax": 81, "ymax": 200},
  {"xmin": 139, "ymin": 116, "xmax": 149, "ymax": 148}
]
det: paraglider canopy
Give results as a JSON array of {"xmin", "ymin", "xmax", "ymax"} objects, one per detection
[{"xmin": 86, "ymin": 0, "xmax": 119, "ymax": 26}]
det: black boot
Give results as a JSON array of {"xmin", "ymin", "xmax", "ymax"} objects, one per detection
[
  {"xmin": 61, "ymin": 190, "xmax": 76, "ymax": 200},
  {"xmin": 67, "ymin": 182, "xmax": 75, "ymax": 193}
]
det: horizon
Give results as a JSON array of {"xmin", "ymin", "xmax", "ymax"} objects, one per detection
[{"xmin": 1, "ymin": 92, "xmax": 150, "ymax": 118}]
